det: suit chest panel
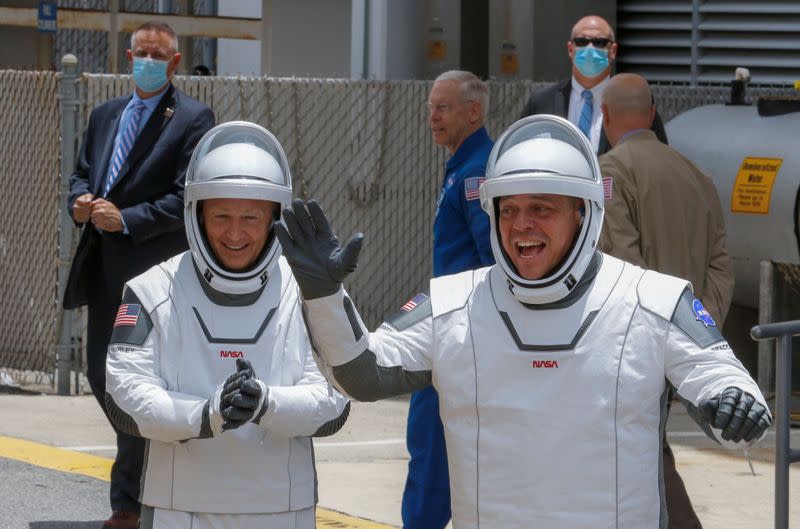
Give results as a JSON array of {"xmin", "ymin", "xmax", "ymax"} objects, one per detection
[
  {"xmin": 434, "ymin": 266, "xmax": 670, "ymax": 517},
  {"xmin": 157, "ymin": 278, "xmax": 299, "ymax": 397}
]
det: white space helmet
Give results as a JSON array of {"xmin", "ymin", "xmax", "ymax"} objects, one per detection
[
  {"xmin": 185, "ymin": 121, "xmax": 292, "ymax": 295},
  {"xmin": 479, "ymin": 114, "xmax": 604, "ymax": 304}
]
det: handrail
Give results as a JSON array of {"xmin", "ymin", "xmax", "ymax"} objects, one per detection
[
  {"xmin": 750, "ymin": 323, "xmax": 799, "ymax": 529},
  {"xmin": 751, "ymin": 320, "xmax": 800, "ymax": 340}
]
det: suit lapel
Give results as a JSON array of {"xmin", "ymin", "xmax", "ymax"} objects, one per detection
[
  {"xmin": 557, "ymin": 79, "xmax": 571, "ymax": 116},
  {"xmin": 107, "ymin": 85, "xmax": 177, "ymax": 195},
  {"xmin": 92, "ymin": 100, "xmax": 128, "ymax": 196},
  {"xmin": 598, "ymin": 129, "xmax": 610, "ymax": 155}
]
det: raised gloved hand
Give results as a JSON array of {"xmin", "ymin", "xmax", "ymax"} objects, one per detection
[
  {"xmin": 220, "ymin": 358, "xmax": 269, "ymax": 427},
  {"xmin": 700, "ymin": 386, "xmax": 771, "ymax": 443},
  {"xmin": 274, "ymin": 199, "xmax": 364, "ymax": 300}
]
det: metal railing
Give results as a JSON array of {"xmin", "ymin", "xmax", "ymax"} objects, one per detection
[{"xmin": 751, "ymin": 320, "xmax": 800, "ymax": 529}]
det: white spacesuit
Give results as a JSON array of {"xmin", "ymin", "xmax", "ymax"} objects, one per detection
[
  {"xmin": 275, "ymin": 115, "xmax": 771, "ymax": 529},
  {"xmin": 105, "ymin": 122, "xmax": 349, "ymax": 529}
]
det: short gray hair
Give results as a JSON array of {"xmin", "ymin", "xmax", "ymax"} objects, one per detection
[
  {"xmin": 130, "ymin": 21, "xmax": 179, "ymax": 53},
  {"xmin": 435, "ymin": 70, "xmax": 489, "ymax": 122}
]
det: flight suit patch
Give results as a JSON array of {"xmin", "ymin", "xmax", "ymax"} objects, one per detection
[
  {"xmin": 671, "ymin": 288, "xmax": 724, "ymax": 348},
  {"xmin": 109, "ymin": 288, "xmax": 153, "ymax": 346}
]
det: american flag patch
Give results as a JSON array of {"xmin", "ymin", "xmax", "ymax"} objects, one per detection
[
  {"xmin": 603, "ymin": 176, "xmax": 613, "ymax": 200},
  {"xmin": 464, "ymin": 177, "xmax": 484, "ymax": 201},
  {"xmin": 114, "ymin": 303, "xmax": 140, "ymax": 327},
  {"xmin": 401, "ymin": 293, "xmax": 428, "ymax": 312}
]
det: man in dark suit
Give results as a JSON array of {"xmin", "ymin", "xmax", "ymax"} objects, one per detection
[
  {"xmin": 519, "ymin": 15, "xmax": 668, "ymax": 155},
  {"xmin": 64, "ymin": 21, "xmax": 214, "ymax": 529}
]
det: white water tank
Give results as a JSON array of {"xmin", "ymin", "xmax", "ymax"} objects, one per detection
[{"xmin": 666, "ymin": 102, "xmax": 800, "ymax": 309}]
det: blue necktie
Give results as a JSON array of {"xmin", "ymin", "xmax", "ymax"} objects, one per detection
[
  {"xmin": 105, "ymin": 100, "xmax": 146, "ymax": 195},
  {"xmin": 578, "ymin": 89, "xmax": 593, "ymax": 139}
]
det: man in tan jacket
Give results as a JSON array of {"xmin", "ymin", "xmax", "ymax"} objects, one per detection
[
  {"xmin": 598, "ymin": 73, "xmax": 735, "ymax": 529},
  {"xmin": 599, "ymin": 73, "xmax": 734, "ymax": 324}
]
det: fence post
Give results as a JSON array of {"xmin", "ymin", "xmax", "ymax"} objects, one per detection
[{"xmin": 56, "ymin": 54, "xmax": 80, "ymax": 395}]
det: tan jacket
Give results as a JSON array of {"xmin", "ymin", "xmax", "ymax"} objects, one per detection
[{"xmin": 598, "ymin": 130, "xmax": 734, "ymax": 325}]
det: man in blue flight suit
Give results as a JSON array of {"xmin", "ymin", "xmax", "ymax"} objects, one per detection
[{"xmin": 402, "ymin": 70, "xmax": 494, "ymax": 529}]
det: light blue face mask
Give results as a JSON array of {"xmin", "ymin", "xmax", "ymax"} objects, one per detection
[
  {"xmin": 133, "ymin": 57, "xmax": 170, "ymax": 93},
  {"xmin": 574, "ymin": 46, "xmax": 609, "ymax": 78}
]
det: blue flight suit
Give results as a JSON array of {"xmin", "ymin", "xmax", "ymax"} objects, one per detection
[{"xmin": 402, "ymin": 127, "xmax": 494, "ymax": 529}]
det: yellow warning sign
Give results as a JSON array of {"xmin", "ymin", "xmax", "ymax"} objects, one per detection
[
  {"xmin": 501, "ymin": 52, "xmax": 518, "ymax": 75},
  {"xmin": 428, "ymin": 40, "xmax": 446, "ymax": 61},
  {"xmin": 731, "ymin": 157, "xmax": 782, "ymax": 214}
]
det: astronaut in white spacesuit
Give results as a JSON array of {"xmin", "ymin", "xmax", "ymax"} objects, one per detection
[
  {"xmin": 274, "ymin": 115, "xmax": 771, "ymax": 529},
  {"xmin": 104, "ymin": 121, "xmax": 350, "ymax": 529}
]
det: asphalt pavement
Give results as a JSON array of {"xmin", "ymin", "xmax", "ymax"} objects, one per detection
[{"xmin": 0, "ymin": 392, "xmax": 798, "ymax": 529}]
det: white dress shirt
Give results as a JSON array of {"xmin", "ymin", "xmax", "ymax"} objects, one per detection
[{"xmin": 567, "ymin": 75, "xmax": 609, "ymax": 153}]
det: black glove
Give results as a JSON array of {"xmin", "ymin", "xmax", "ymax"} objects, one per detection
[
  {"xmin": 700, "ymin": 386, "xmax": 771, "ymax": 443},
  {"xmin": 274, "ymin": 199, "xmax": 364, "ymax": 300},
  {"xmin": 204, "ymin": 365, "xmax": 252, "ymax": 435},
  {"xmin": 220, "ymin": 359, "xmax": 269, "ymax": 427}
]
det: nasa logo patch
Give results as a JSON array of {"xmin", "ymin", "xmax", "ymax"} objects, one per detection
[{"xmin": 692, "ymin": 299, "xmax": 716, "ymax": 327}]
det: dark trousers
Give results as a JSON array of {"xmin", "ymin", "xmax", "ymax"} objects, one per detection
[
  {"xmin": 87, "ymin": 279, "xmax": 144, "ymax": 514},
  {"xmin": 664, "ymin": 437, "xmax": 703, "ymax": 529}
]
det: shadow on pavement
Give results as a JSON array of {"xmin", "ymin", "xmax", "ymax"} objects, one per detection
[{"xmin": 30, "ymin": 522, "xmax": 103, "ymax": 529}]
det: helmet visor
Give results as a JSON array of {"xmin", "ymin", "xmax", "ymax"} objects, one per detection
[
  {"xmin": 186, "ymin": 121, "xmax": 291, "ymax": 190},
  {"xmin": 482, "ymin": 115, "xmax": 603, "ymax": 207}
]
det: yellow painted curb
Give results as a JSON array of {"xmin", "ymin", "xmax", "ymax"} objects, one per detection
[
  {"xmin": 0, "ymin": 435, "xmax": 111, "ymax": 481},
  {"xmin": 0, "ymin": 435, "xmax": 394, "ymax": 528},
  {"xmin": 317, "ymin": 508, "xmax": 395, "ymax": 528}
]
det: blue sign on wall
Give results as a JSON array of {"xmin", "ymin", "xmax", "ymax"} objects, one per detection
[{"xmin": 37, "ymin": 1, "xmax": 57, "ymax": 33}]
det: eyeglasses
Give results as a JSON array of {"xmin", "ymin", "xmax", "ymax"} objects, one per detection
[
  {"xmin": 426, "ymin": 102, "xmax": 452, "ymax": 114},
  {"xmin": 571, "ymin": 37, "xmax": 613, "ymax": 48},
  {"xmin": 426, "ymin": 100, "xmax": 477, "ymax": 114}
]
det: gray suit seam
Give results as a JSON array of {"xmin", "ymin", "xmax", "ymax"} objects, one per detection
[
  {"xmin": 312, "ymin": 440, "xmax": 319, "ymax": 504},
  {"xmin": 287, "ymin": 438, "xmax": 293, "ymax": 511},
  {"xmin": 170, "ymin": 443, "xmax": 176, "ymax": 510},
  {"xmin": 140, "ymin": 439, "xmax": 149, "ymax": 506},
  {"xmin": 614, "ymin": 284, "xmax": 643, "ymax": 529},
  {"xmin": 658, "ymin": 385, "xmax": 671, "ymax": 529},
  {"xmin": 636, "ymin": 274, "xmax": 677, "ymax": 529},
  {"xmin": 466, "ymin": 286, "xmax": 481, "ymax": 528}
]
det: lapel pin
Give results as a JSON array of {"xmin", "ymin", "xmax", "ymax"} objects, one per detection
[{"xmin": 164, "ymin": 107, "xmax": 174, "ymax": 118}]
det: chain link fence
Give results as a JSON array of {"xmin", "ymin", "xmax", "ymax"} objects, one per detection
[
  {"xmin": 1, "ymin": 68, "xmax": 797, "ymax": 393},
  {"xmin": 0, "ymin": 70, "xmax": 61, "ymax": 389}
]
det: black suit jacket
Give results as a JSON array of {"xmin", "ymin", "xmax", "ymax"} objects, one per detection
[
  {"xmin": 519, "ymin": 78, "xmax": 668, "ymax": 155},
  {"xmin": 63, "ymin": 84, "xmax": 215, "ymax": 309}
]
